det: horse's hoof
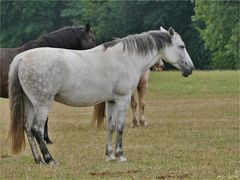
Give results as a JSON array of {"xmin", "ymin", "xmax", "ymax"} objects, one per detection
[
  {"xmin": 44, "ymin": 137, "xmax": 53, "ymax": 144},
  {"xmin": 37, "ymin": 160, "xmax": 46, "ymax": 165},
  {"xmin": 139, "ymin": 120, "xmax": 148, "ymax": 127},
  {"xmin": 35, "ymin": 157, "xmax": 45, "ymax": 164},
  {"xmin": 48, "ymin": 159, "xmax": 59, "ymax": 165},
  {"xmin": 118, "ymin": 156, "xmax": 127, "ymax": 163},
  {"xmin": 105, "ymin": 154, "xmax": 115, "ymax": 161},
  {"xmin": 131, "ymin": 122, "xmax": 139, "ymax": 128}
]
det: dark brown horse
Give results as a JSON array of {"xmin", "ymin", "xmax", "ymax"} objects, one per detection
[{"xmin": 0, "ymin": 23, "xmax": 96, "ymax": 143}]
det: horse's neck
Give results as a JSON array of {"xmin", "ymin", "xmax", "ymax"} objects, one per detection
[
  {"xmin": 14, "ymin": 47, "xmax": 25, "ymax": 54},
  {"xmin": 16, "ymin": 44, "xmax": 33, "ymax": 53},
  {"xmin": 108, "ymin": 44, "xmax": 159, "ymax": 75},
  {"xmin": 17, "ymin": 39, "xmax": 46, "ymax": 52},
  {"xmin": 139, "ymin": 53, "xmax": 160, "ymax": 74}
]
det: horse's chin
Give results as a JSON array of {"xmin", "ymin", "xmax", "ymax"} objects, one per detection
[
  {"xmin": 181, "ymin": 69, "xmax": 191, "ymax": 77},
  {"xmin": 182, "ymin": 73, "xmax": 189, "ymax": 77},
  {"xmin": 179, "ymin": 64, "xmax": 193, "ymax": 77}
]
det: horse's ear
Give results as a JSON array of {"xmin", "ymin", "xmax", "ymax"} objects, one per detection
[
  {"xmin": 168, "ymin": 27, "xmax": 175, "ymax": 36},
  {"xmin": 112, "ymin": 37, "xmax": 120, "ymax": 40},
  {"xmin": 85, "ymin": 23, "xmax": 91, "ymax": 33},
  {"xmin": 160, "ymin": 26, "xmax": 167, "ymax": 32}
]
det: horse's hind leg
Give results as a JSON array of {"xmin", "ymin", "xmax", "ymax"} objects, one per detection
[
  {"xmin": 24, "ymin": 98, "xmax": 43, "ymax": 164},
  {"xmin": 26, "ymin": 129, "xmax": 44, "ymax": 164},
  {"xmin": 44, "ymin": 118, "xmax": 53, "ymax": 144},
  {"xmin": 32, "ymin": 105, "xmax": 57, "ymax": 165}
]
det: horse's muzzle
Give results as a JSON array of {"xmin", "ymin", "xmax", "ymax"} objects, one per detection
[{"xmin": 181, "ymin": 66, "xmax": 193, "ymax": 77}]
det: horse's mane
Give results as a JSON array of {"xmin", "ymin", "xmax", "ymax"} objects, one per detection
[
  {"xmin": 22, "ymin": 26, "xmax": 87, "ymax": 50},
  {"xmin": 103, "ymin": 31, "xmax": 172, "ymax": 55}
]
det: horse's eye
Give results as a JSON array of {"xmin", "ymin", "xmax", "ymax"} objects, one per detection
[{"xmin": 179, "ymin": 45, "xmax": 185, "ymax": 49}]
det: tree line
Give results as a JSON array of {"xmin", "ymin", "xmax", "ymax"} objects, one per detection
[{"xmin": 1, "ymin": 0, "xmax": 239, "ymax": 69}]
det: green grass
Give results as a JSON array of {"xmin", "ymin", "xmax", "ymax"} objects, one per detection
[
  {"xmin": 149, "ymin": 70, "xmax": 239, "ymax": 96},
  {"xmin": 0, "ymin": 71, "xmax": 239, "ymax": 179}
]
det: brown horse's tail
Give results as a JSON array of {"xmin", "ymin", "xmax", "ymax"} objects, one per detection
[
  {"xmin": 91, "ymin": 102, "xmax": 105, "ymax": 128},
  {"xmin": 8, "ymin": 57, "xmax": 26, "ymax": 154}
]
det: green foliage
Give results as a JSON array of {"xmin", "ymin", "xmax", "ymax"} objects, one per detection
[
  {"xmin": 62, "ymin": 1, "xmax": 126, "ymax": 42},
  {"xmin": 1, "ymin": 1, "xmax": 237, "ymax": 69},
  {"xmin": 184, "ymin": 22, "xmax": 211, "ymax": 69},
  {"xmin": 194, "ymin": 0, "xmax": 240, "ymax": 69},
  {"xmin": 62, "ymin": 1, "xmax": 210, "ymax": 69},
  {"xmin": 62, "ymin": 1, "xmax": 195, "ymax": 42},
  {"xmin": 0, "ymin": 1, "xmax": 69, "ymax": 47}
]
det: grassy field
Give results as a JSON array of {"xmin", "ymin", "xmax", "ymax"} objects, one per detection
[{"xmin": 0, "ymin": 71, "xmax": 239, "ymax": 179}]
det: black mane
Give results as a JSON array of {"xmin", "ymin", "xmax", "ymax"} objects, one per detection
[
  {"xmin": 22, "ymin": 26, "xmax": 87, "ymax": 50},
  {"xmin": 103, "ymin": 31, "xmax": 172, "ymax": 55}
]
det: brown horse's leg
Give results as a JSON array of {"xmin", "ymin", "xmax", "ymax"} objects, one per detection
[
  {"xmin": 131, "ymin": 95, "xmax": 138, "ymax": 127},
  {"xmin": 44, "ymin": 118, "xmax": 53, "ymax": 144},
  {"xmin": 138, "ymin": 70, "xmax": 150, "ymax": 126}
]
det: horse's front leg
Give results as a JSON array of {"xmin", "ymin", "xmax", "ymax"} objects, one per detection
[
  {"xmin": 114, "ymin": 95, "xmax": 130, "ymax": 162},
  {"xmin": 131, "ymin": 95, "xmax": 139, "ymax": 127},
  {"xmin": 138, "ymin": 70, "xmax": 150, "ymax": 127},
  {"xmin": 115, "ymin": 111, "xmax": 127, "ymax": 162},
  {"xmin": 106, "ymin": 101, "xmax": 115, "ymax": 161}
]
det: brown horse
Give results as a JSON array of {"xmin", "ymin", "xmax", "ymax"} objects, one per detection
[
  {"xmin": 131, "ymin": 57, "xmax": 164, "ymax": 127},
  {"xmin": 92, "ymin": 57, "xmax": 164, "ymax": 127},
  {"xmin": 0, "ymin": 23, "xmax": 96, "ymax": 143}
]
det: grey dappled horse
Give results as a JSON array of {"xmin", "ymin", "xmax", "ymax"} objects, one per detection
[{"xmin": 8, "ymin": 27, "xmax": 194, "ymax": 164}]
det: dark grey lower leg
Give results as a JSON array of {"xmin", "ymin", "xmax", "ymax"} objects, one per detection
[
  {"xmin": 32, "ymin": 128, "xmax": 56, "ymax": 164},
  {"xmin": 115, "ymin": 128, "xmax": 124, "ymax": 157},
  {"xmin": 44, "ymin": 118, "xmax": 53, "ymax": 144},
  {"xmin": 105, "ymin": 116, "xmax": 115, "ymax": 161},
  {"xmin": 115, "ymin": 111, "xmax": 127, "ymax": 162},
  {"xmin": 115, "ymin": 128, "xmax": 126, "ymax": 162},
  {"xmin": 106, "ymin": 129, "xmax": 114, "ymax": 156},
  {"xmin": 25, "ymin": 130, "xmax": 43, "ymax": 164}
]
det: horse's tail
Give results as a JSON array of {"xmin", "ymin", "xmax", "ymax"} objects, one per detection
[
  {"xmin": 8, "ymin": 57, "xmax": 26, "ymax": 154},
  {"xmin": 91, "ymin": 102, "xmax": 105, "ymax": 128}
]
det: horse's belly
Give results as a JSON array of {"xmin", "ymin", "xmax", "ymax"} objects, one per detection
[{"xmin": 54, "ymin": 90, "xmax": 111, "ymax": 107}]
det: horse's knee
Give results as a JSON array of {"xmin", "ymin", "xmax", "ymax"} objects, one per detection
[
  {"xmin": 131, "ymin": 97, "xmax": 137, "ymax": 108},
  {"xmin": 140, "ymin": 102, "xmax": 145, "ymax": 111},
  {"xmin": 108, "ymin": 117, "xmax": 115, "ymax": 132},
  {"xmin": 31, "ymin": 126, "xmax": 43, "ymax": 139},
  {"xmin": 117, "ymin": 127, "xmax": 124, "ymax": 135},
  {"xmin": 109, "ymin": 127, "xmax": 115, "ymax": 133}
]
